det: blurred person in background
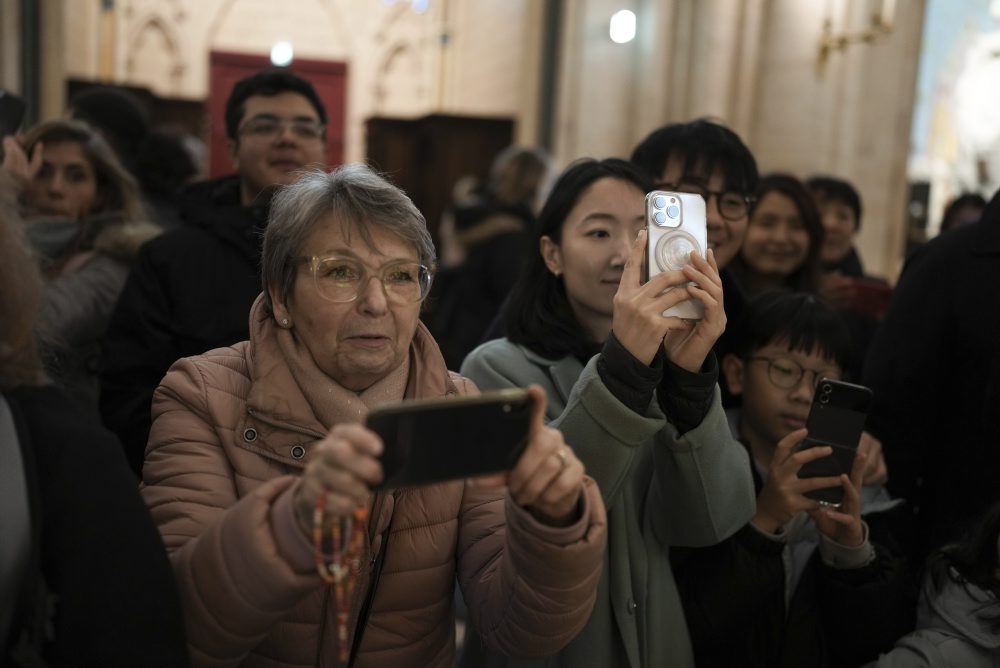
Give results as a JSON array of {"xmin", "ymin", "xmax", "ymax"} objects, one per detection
[
  {"xmin": 0, "ymin": 171, "xmax": 187, "ymax": 666},
  {"xmin": 426, "ymin": 145, "xmax": 550, "ymax": 368},
  {"xmin": 100, "ymin": 68, "xmax": 328, "ymax": 475},
  {"xmin": 1, "ymin": 119, "xmax": 160, "ymax": 412}
]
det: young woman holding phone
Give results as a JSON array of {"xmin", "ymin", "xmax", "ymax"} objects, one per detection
[{"xmin": 460, "ymin": 158, "xmax": 755, "ymax": 667}]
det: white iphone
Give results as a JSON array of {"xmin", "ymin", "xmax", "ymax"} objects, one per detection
[{"xmin": 644, "ymin": 190, "xmax": 708, "ymax": 320}]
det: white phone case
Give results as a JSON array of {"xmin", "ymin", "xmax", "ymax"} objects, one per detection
[{"xmin": 644, "ymin": 190, "xmax": 708, "ymax": 320}]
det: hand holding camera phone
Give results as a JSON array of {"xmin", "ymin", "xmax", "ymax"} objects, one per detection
[
  {"xmin": 796, "ymin": 378, "xmax": 873, "ymax": 507},
  {"xmin": 366, "ymin": 388, "xmax": 536, "ymax": 490},
  {"xmin": 643, "ymin": 190, "xmax": 708, "ymax": 320}
]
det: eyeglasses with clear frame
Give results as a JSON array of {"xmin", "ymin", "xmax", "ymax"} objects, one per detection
[
  {"xmin": 656, "ymin": 181, "xmax": 755, "ymax": 222},
  {"xmin": 298, "ymin": 256, "xmax": 434, "ymax": 304},
  {"xmin": 748, "ymin": 356, "xmax": 839, "ymax": 390},
  {"xmin": 238, "ymin": 115, "xmax": 326, "ymax": 141}
]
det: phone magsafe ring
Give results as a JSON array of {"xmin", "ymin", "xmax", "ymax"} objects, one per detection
[{"xmin": 654, "ymin": 229, "xmax": 702, "ymax": 272}]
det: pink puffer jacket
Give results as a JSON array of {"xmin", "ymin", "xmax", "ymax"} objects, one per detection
[{"xmin": 141, "ymin": 304, "xmax": 607, "ymax": 667}]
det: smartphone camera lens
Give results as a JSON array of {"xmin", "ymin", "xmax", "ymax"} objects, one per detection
[
  {"xmin": 654, "ymin": 211, "xmax": 667, "ymax": 225},
  {"xmin": 653, "ymin": 195, "xmax": 666, "ymax": 208},
  {"xmin": 666, "ymin": 205, "xmax": 680, "ymax": 218},
  {"xmin": 502, "ymin": 403, "xmax": 511, "ymax": 413}
]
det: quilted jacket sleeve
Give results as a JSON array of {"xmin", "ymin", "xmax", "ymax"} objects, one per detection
[
  {"xmin": 141, "ymin": 356, "xmax": 320, "ymax": 666},
  {"xmin": 456, "ymin": 479, "xmax": 607, "ymax": 658}
]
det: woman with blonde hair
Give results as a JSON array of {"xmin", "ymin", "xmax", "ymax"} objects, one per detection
[{"xmin": 1, "ymin": 119, "xmax": 160, "ymax": 409}]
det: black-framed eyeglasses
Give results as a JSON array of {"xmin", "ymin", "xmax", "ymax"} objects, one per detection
[
  {"xmin": 656, "ymin": 181, "xmax": 755, "ymax": 222},
  {"xmin": 298, "ymin": 256, "xmax": 434, "ymax": 304},
  {"xmin": 239, "ymin": 115, "xmax": 326, "ymax": 141},
  {"xmin": 749, "ymin": 356, "xmax": 839, "ymax": 390}
]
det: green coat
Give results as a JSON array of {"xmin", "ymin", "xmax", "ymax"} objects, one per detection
[{"xmin": 459, "ymin": 339, "xmax": 756, "ymax": 667}]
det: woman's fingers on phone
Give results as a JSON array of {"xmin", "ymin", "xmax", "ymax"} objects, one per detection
[
  {"xmin": 787, "ymin": 443, "xmax": 834, "ymax": 471},
  {"xmin": 621, "ymin": 229, "xmax": 646, "ymax": 288},
  {"xmin": 315, "ymin": 427, "xmax": 384, "ymax": 486}
]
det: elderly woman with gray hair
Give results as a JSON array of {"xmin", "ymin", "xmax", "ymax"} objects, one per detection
[{"xmin": 140, "ymin": 164, "xmax": 607, "ymax": 666}]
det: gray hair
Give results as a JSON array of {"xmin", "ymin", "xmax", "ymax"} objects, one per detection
[{"xmin": 261, "ymin": 164, "xmax": 436, "ymax": 314}]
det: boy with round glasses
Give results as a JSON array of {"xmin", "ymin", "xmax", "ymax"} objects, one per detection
[{"xmin": 672, "ymin": 290, "xmax": 914, "ymax": 666}]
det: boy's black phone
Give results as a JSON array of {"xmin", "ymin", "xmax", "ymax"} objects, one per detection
[
  {"xmin": 797, "ymin": 378, "xmax": 873, "ymax": 507},
  {"xmin": 0, "ymin": 90, "xmax": 26, "ymax": 137},
  {"xmin": 366, "ymin": 388, "xmax": 534, "ymax": 490}
]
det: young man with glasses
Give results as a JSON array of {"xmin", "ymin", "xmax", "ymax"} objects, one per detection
[
  {"xmin": 671, "ymin": 290, "xmax": 913, "ymax": 666},
  {"xmin": 99, "ymin": 69, "xmax": 328, "ymax": 475},
  {"xmin": 631, "ymin": 120, "xmax": 758, "ymax": 409}
]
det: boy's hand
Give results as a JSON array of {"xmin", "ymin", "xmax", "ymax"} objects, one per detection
[
  {"xmin": 809, "ymin": 443, "xmax": 868, "ymax": 546},
  {"xmin": 751, "ymin": 428, "xmax": 842, "ymax": 535},
  {"xmin": 858, "ymin": 431, "xmax": 887, "ymax": 485}
]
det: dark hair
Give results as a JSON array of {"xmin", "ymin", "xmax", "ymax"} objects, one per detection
[
  {"xmin": 504, "ymin": 158, "xmax": 652, "ymax": 361},
  {"xmin": 941, "ymin": 193, "xmax": 988, "ymax": 232},
  {"xmin": 734, "ymin": 173, "xmax": 824, "ymax": 293},
  {"xmin": 927, "ymin": 501, "xmax": 1000, "ymax": 631},
  {"xmin": 224, "ymin": 69, "xmax": 328, "ymax": 140},
  {"xmin": 134, "ymin": 128, "xmax": 198, "ymax": 197},
  {"xmin": 68, "ymin": 87, "xmax": 150, "ymax": 164},
  {"xmin": 731, "ymin": 290, "xmax": 852, "ymax": 371},
  {"xmin": 806, "ymin": 175, "xmax": 863, "ymax": 230},
  {"xmin": 629, "ymin": 118, "xmax": 758, "ymax": 195}
]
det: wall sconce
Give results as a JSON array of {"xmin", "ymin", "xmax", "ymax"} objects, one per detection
[{"xmin": 817, "ymin": 0, "xmax": 896, "ymax": 74}]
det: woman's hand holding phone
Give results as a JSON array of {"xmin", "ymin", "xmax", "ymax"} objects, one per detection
[
  {"xmin": 752, "ymin": 428, "xmax": 843, "ymax": 535},
  {"xmin": 294, "ymin": 423, "xmax": 385, "ymax": 533},
  {"xmin": 480, "ymin": 386, "xmax": 585, "ymax": 527},
  {"xmin": 612, "ymin": 230, "xmax": 698, "ymax": 366},
  {"xmin": 661, "ymin": 247, "xmax": 727, "ymax": 373}
]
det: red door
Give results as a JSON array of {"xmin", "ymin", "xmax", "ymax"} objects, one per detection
[{"xmin": 207, "ymin": 51, "xmax": 347, "ymax": 178}]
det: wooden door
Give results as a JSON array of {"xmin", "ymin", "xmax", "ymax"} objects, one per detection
[{"xmin": 207, "ymin": 51, "xmax": 346, "ymax": 177}]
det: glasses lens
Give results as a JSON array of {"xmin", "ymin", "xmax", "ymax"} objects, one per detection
[
  {"xmin": 382, "ymin": 261, "xmax": 431, "ymax": 303},
  {"xmin": 719, "ymin": 193, "xmax": 749, "ymax": 220},
  {"xmin": 291, "ymin": 121, "xmax": 324, "ymax": 139},
  {"xmin": 767, "ymin": 357, "xmax": 804, "ymax": 389},
  {"xmin": 314, "ymin": 258, "xmax": 363, "ymax": 302},
  {"xmin": 243, "ymin": 118, "xmax": 280, "ymax": 137}
]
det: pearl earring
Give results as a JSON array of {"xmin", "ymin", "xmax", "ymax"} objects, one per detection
[{"xmin": 281, "ymin": 318, "xmax": 289, "ymax": 326}]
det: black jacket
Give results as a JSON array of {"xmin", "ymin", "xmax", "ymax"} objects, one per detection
[
  {"xmin": 864, "ymin": 190, "xmax": 1000, "ymax": 563},
  {"xmin": 99, "ymin": 176, "xmax": 269, "ymax": 474},
  {"xmin": 672, "ymin": 444, "xmax": 915, "ymax": 667},
  {"xmin": 3, "ymin": 385, "xmax": 188, "ymax": 666}
]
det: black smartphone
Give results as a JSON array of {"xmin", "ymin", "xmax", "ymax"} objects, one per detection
[
  {"xmin": 797, "ymin": 378, "xmax": 873, "ymax": 507},
  {"xmin": 366, "ymin": 388, "xmax": 534, "ymax": 490},
  {"xmin": 0, "ymin": 90, "xmax": 26, "ymax": 137}
]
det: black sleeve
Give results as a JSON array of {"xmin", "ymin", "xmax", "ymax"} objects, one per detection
[
  {"xmin": 98, "ymin": 241, "xmax": 179, "ymax": 476},
  {"xmin": 596, "ymin": 330, "xmax": 663, "ymax": 415},
  {"xmin": 12, "ymin": 385, "xmax": 189, "ymax": 666},
  {"xmin": 816, "ymin": 509, "xmax": 918, "ymax": 666},
  {"xmin": 656, "ymin": 353, "xmax": 719, "ymax": 435},
  {"xmin": 671, "ymin": 524, "xmax": 785, "ymax": 651}
]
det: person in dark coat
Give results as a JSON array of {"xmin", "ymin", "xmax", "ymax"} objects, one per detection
[
  {"xmin": 99, "ymin": 69, "xmax": 328, "ymax": 475},
  {"xmin": 674, "ymin": 291, "xmax": 915, "ymax": 667},
  {"xmin": 0, "ymin": 174, "xmax": 188, "ymax": 666},
  {"xmin": 864, "ymin": 188, "xmax": 1000, "ymax": 566}
]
